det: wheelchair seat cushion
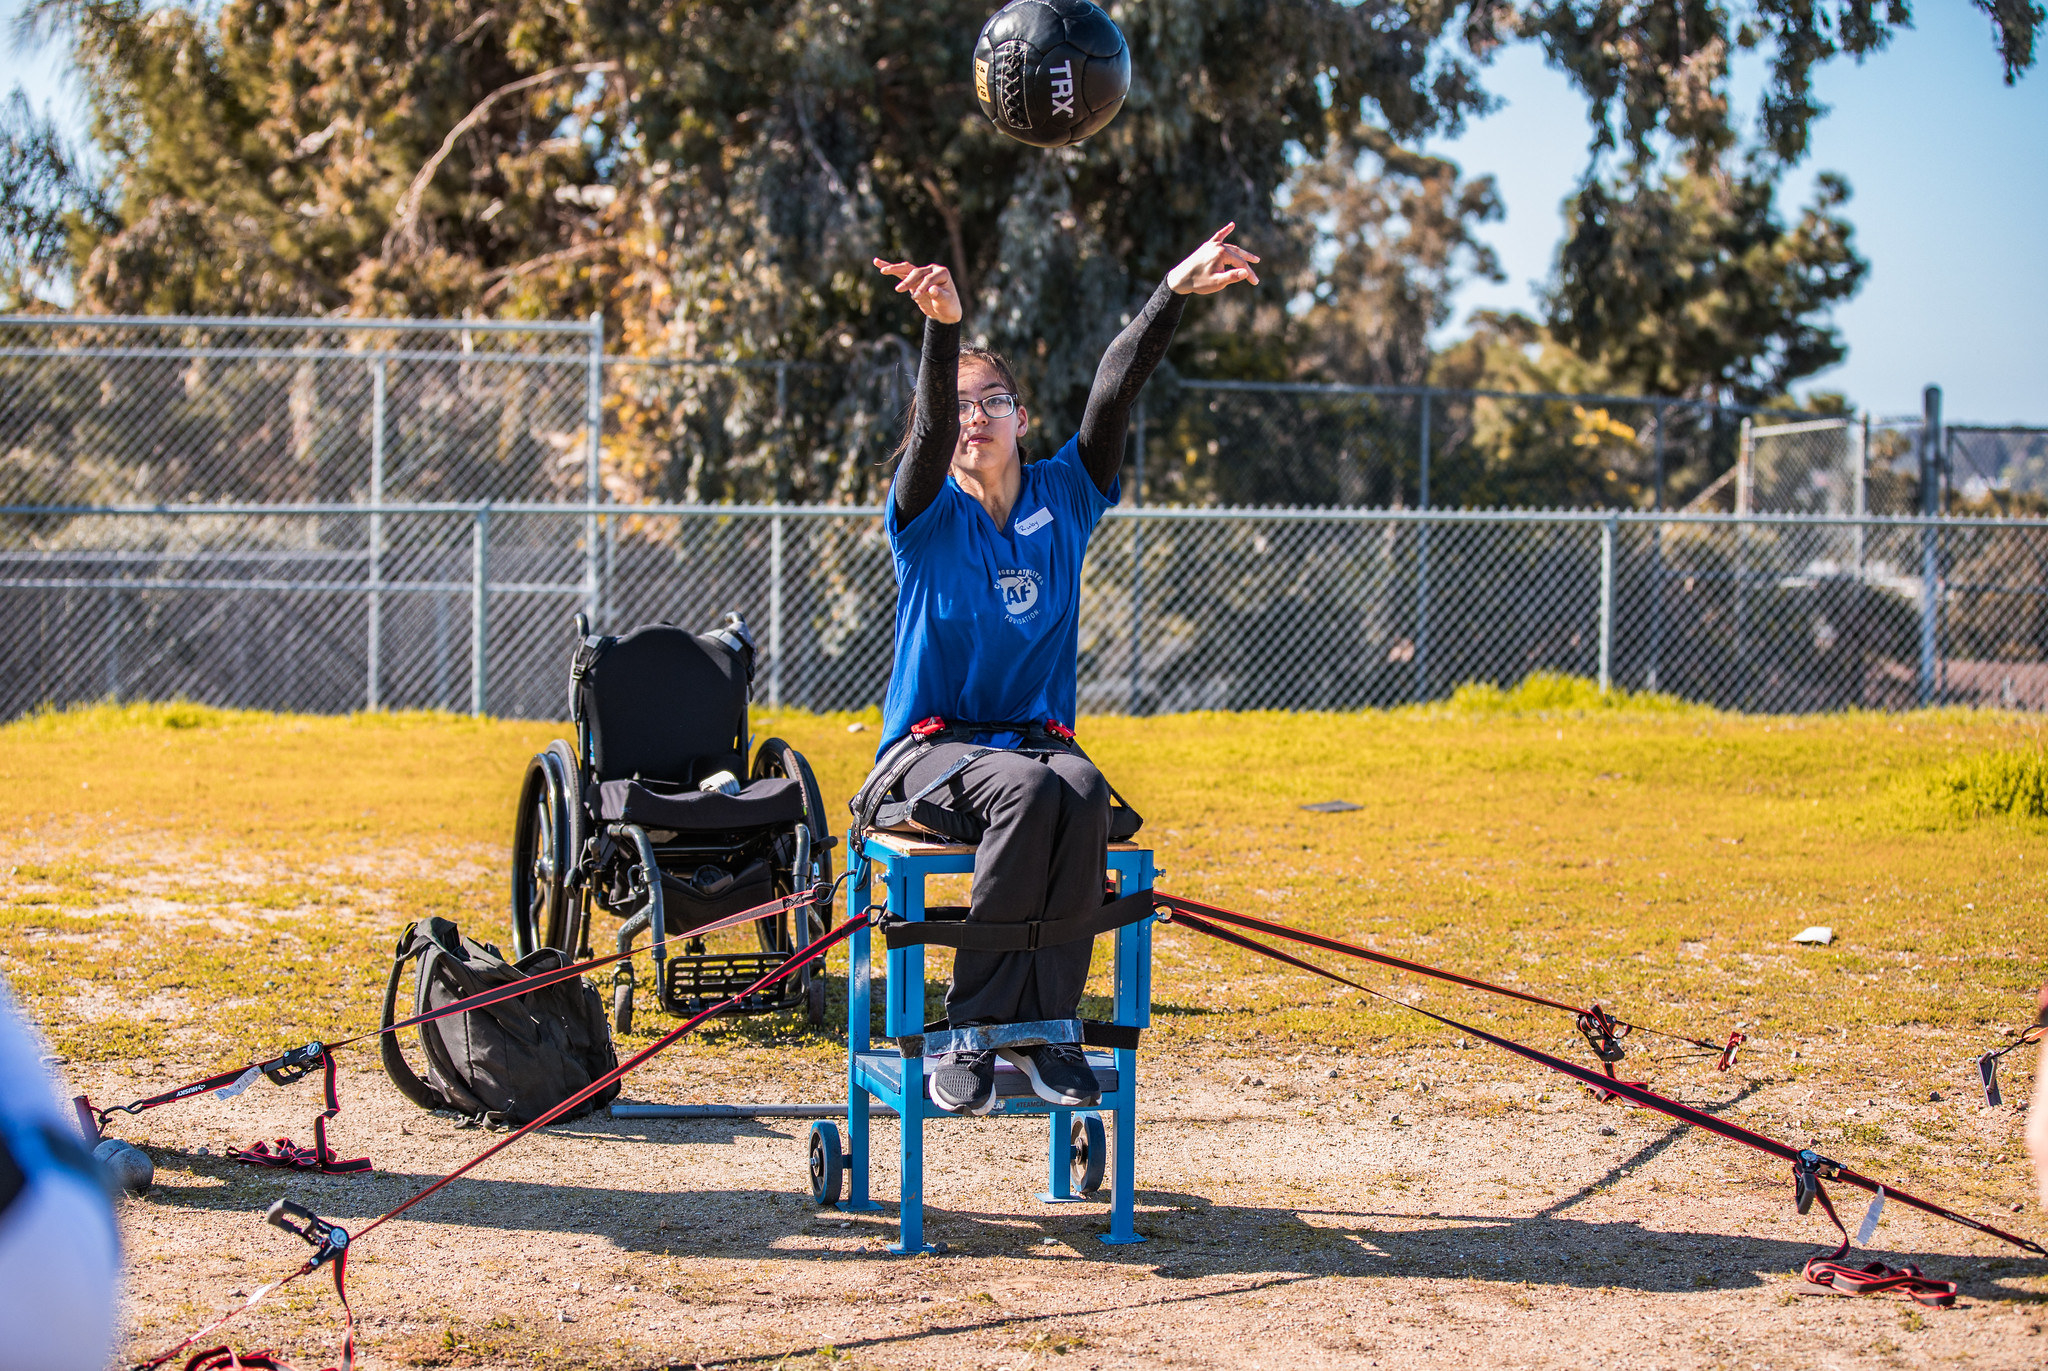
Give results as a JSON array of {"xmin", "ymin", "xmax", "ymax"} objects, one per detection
[{"xmin": 598, "ymin": 776, "xmax": 805, "ymax": 831}]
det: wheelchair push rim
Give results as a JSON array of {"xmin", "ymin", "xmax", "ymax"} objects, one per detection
[{"xmin": 510, "ymin": 743, "xmax": 578, "ymax": 959}]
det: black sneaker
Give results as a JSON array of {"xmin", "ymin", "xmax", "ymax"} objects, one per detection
[
  {"xmin": 930, "ymin": 1050, "xmax": 996, "ymax": 1115},
  {"xmin": 998, "ymin": 1042, "xmax": 1101, "ymax": 1107}
]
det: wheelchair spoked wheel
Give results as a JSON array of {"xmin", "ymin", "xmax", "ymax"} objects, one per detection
[
  {"xmin": 510, "ymin": 742, "xmax": 578, "ymax": 959},
  {"xmin": 750, "ymin": 737, "xmax": 835, "ymax": 1019}
]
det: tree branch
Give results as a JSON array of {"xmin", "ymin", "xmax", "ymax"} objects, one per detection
[{"xmin": 383, "ymin": 60, "xmax": 618, "ymax": 261}]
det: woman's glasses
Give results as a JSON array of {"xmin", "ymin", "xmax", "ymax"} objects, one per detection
[{"xmin": 957, "ymin": 393, "xmax": 1019, "ymax": 421}]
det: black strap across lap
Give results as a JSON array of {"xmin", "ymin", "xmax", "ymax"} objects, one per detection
[
  {"xmin": 876, "ymin": 887, "xmax": 1156, "ymax": 953},
  {"xmin": 849, "ymin": 717, "xmax": 1143, "ymax": 844}
]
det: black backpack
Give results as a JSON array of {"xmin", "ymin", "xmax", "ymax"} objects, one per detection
[{"xmin": 379, "ymin": 918, "xmax": 620, "ymax": 1124}]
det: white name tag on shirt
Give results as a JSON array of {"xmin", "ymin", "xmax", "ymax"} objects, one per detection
[{"xmin": 1015, "ymin": 506, "xmax": 1053, "ymax": 536}]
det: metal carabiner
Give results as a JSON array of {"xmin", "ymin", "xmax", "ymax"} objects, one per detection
[
  {"xmin": 1575, "ymin": 1009, "xmax": 1628, "ymax": 1065},
  {"xmin": 260, "ymin": 1042, "xmax": 326, "ymax": 1087},
  {"xmin": 1793, "ymin": 1148, "xmax": 1840, "ymax": 1216},
  {"xmin": 266, "ymin": 1198, "xmax": 350, "ymax": 1267}
]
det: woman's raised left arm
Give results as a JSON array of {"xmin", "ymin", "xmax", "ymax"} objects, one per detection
[{"xmin": 1075, "ymin": 224, "xmax": 1260, "ymax": 494}]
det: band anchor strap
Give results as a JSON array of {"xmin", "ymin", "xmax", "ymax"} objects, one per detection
[
  {"xmin": 1795, "ymin": 1156, "xmax": 1959, "ymax": 1307},
  {"xmin": 897, "ymin": 1017, "xmax": 1142, "ymax": 1058}
]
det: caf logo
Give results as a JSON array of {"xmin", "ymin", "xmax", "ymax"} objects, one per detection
[{"xmin": 996, "ymin": 569, "xmax": 1042, "ymax": 619}]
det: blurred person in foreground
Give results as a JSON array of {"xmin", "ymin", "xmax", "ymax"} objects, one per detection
[
  {"xmin": 2029, "ymin": 982, "xmax": 2048, "ymax": 1211},
  {"xmin": 0, "ymin": 976, "xmax": 120, "ymax": 1371}
]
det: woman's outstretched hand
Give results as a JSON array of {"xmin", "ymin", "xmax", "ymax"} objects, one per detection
[
  {"xmin": 874, "ymin": 259, "xmax": 963, "ymax": 324},
  {"xmin": 1167, "ymin": 223, "xmax": 1261, "ymax": 296}
]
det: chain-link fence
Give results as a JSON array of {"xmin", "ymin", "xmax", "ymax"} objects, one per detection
[
  {"xmin": 4, "ymin": 315, "xmax": 2043, "ymax": 720},
  {"xmin": 1139, "ymin": 382, "xmax": 1772, "ymax": 511},
  {"xmin": 5, "ymin": 504, "xmax": 2044, "ymax": 721},
  {"xmin": 1949, "ymin": 425, "xmax": 2048, "ymax": 510}
]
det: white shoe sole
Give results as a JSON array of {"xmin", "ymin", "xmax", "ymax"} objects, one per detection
[{"xmin": 997, "ymin": 1048, "xmax": 1101, "ymax": 1107}]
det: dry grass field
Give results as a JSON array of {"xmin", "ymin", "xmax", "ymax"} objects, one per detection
[{"xmin": 3, "ymin": 688, "xmax": 2046, "ymax": 1368}]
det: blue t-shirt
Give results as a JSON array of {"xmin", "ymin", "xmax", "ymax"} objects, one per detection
[{"xmin": 880, "ymin": 435, "xmax": 1117, "ymax": 756}]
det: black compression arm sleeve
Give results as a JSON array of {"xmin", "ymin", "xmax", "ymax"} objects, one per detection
[
  {"xmin": 892, "ymin": 317, "xmax": 963, "ymax": 526},
  {"xmin": 1075, "ymin": 280, "xmax": 1186, "ymax": 495}
]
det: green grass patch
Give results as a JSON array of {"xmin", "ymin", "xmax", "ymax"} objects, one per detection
[{"xmin": 1, "ymin": 694, "xmax": 2044, "ymax": 1075}]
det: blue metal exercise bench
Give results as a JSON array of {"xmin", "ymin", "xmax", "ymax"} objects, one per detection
[{"xmin": 804, "ymin": 831, "xmax": 1156, "ymax": 1253}]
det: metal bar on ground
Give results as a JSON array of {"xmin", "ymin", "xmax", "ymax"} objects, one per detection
[{"xmin": 610, "ymin": 1103, "xmax": 897, "ymax": 1119}]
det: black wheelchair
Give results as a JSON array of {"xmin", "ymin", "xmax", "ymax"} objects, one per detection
[{"xmin": 509, "ymin": 611, "xmax": 834, "ymax": 1032}]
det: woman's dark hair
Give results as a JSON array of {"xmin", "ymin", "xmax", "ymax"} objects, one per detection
[{"xmin": 891, "ymin": 346, "xmax": 1023, "ymax": 461}]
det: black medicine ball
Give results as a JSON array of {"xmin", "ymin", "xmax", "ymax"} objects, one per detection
[{"xmin": 974, "ymin": 0, "xmax": 1131, "ymax": 149}]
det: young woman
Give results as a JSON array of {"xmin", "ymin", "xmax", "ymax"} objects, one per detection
[{"xmin": 866, "ymin": 226, "xmax": 1258, "ymax": 1115}]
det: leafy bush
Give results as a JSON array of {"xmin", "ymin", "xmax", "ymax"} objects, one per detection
[
  {"xmin": 1444, "ymin": 671, "xmax": 1691, "ymax": 715},
  {"xmin": 1932, "ymin": 747, "xmax": 2048, "ymax": 820}
]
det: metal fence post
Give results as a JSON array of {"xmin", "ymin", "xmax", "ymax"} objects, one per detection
[
  {"xmin": 1646, "ymin": 403, "xmax": 1667, "ymax": 691},
  {"xmin": 769, "ymin": 510, "xmax": 784, "ymax": 710},
  {"xmin": 1414, "ymin": 390, "xmax": 1432, "ymax": 703},
  {"xmin": 366, "ymin": 356, "xmax": 385, "ymax": 710},
  {"xmin": 1734, "ymin": 418, "xmax": 1753, "ymax": 707},
  {"xmin": 1127, "ymin": 397, "xmax": 1145, "ymax": 715},
  {"xmin": 471, "ymin": 505, "xmax": 491, "ymax": 717},
  {"xmin": 585, "ymin": 312, "xmax": 603, "ymax": 628},
  {"xmin": 1598, "ymin": 515, "xmax": 1616, "ymax": 693},
  {"xmin": 1852, "ymin": 410, "xmax": 1869, "ymax": 572},
  {"xmin": 1736, "ymin": 416, "xmax": 1753, "ymax": 517},
  {"xmin": 1918, "ymin": 385, "xmax": 1943, "ymax": 706}
]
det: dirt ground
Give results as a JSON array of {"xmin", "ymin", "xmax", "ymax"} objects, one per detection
[
  {"xmin": 95, "ymin": 1032, "xmax": 2048, "ymax": 1371},
  {"xmin": 10, "ymin": 705, "xmax": 2043, "ymax": 1368}
]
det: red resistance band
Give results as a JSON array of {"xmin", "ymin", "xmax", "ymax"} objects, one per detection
[
  {"xmin": 1164, "ymin": 907, "xmax": 2043, "ymax": 1304},
  {"xmin": 131, "ymin": 910, "xmax": 867, "ymax": 1371},
  {"xmin": 83, "ymin": 883, "xmax": 835, "ymax": 1171},
  {"xmin": 1152, "ymin": 892, "xmax": 1744, "ymax": 1076}
]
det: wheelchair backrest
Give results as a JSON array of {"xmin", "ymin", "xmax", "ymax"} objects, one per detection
[{"xmin": 573, "ymin": 622, "xmax": 751, "ymax": 785}]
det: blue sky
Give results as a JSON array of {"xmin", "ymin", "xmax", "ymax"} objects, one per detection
[
  {"xmin": 5, "ymin": 1, "xmax": 2041, "ymax": 421},
  {"xmin": 1424, "ymin": 6, "xmax": 2047, "ymax": 422}
]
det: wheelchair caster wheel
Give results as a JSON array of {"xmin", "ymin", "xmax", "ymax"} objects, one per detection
[
  {"xmin": 805, "ymin": 975, "xmax": 827, "ymax": 1027},
  {"xmin": 807, "ymin": 1121, "xmax": 847, "ymax": 1206},
  {"xmin": 1071, "ymin": 1114, "xmax": 1106, "ymax": 1195},
  {"xmin": 613, "ymin": 979, "xmax": 634, "ymax": 1036}
]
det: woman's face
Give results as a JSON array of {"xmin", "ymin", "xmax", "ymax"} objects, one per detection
[{"xmin": 951, "ymin": 358, "xmax": 1027, "ymax": 483}]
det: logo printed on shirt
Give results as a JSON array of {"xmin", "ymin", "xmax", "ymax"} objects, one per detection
[
  {"xmin": 1015, "ymin": 506, "xmax": 1054, "ymax": 536},
  {"xmin": 996, "ymin": 568, "xmax": 1042, "ymax": 619}
]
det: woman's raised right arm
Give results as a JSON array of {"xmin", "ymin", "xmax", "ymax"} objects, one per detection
[
  {"xmin": 875, "ymin": 258, "xmax": 965, "ymax": 527},
  {"xmin": 894, "ymin": 315, "xmax": 962, "ymax": 525}
]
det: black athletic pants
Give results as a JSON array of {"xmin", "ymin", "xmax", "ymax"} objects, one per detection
[{"xmin": 900, "ymin": 742, "xmax": 1111, "ymax": 1028}]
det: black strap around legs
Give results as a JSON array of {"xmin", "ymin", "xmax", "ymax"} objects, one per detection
[{"xmin": 876, "ymin": 887, "xmax": 1156, "ymax": 953}]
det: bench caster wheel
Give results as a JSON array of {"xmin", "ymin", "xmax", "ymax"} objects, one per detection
[
  {"xmin": 808, "ymin": 1121, "xmax": 847, "ymax": 1206},
  {"xmin": 1071, "ymin": 1114, "xmax": 1105, "ymax": 1194}
]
